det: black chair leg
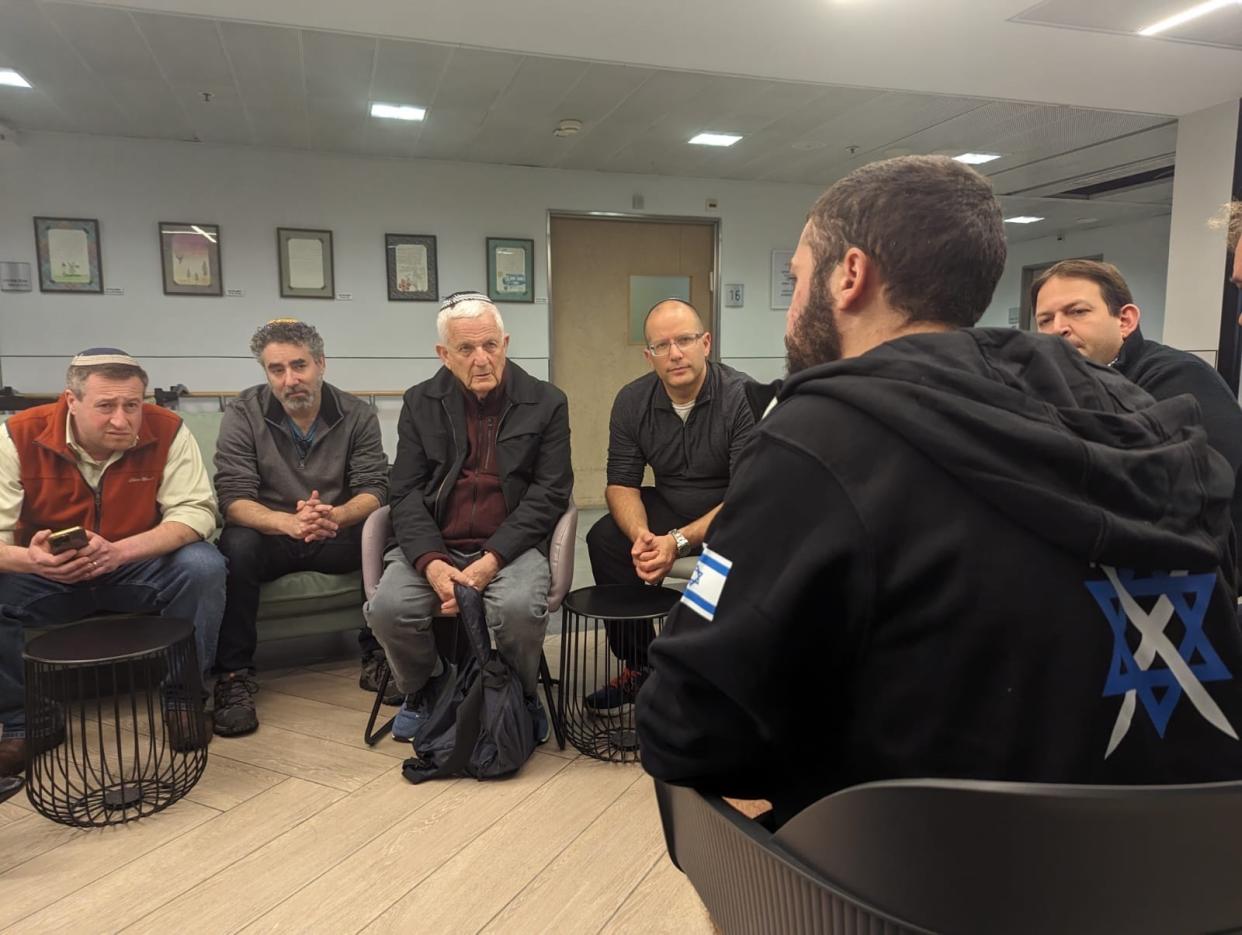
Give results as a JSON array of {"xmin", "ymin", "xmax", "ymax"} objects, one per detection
[
  {"xmin": 539, "ymin": 651, "xmax": 565, "ymax": 750},
  {"xmin": 364, "ymin": 662, "xmax": 396, "ymax": 746}
]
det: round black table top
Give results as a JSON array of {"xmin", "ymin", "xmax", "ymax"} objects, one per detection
[
  {"xmin": 563, "ymin": 584, "xmax": 681, "ymax": 621},
  {"xmin": 24, "ymin": 616, "xmax": 194, "ymax": 665}
]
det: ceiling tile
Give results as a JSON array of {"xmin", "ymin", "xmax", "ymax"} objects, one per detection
[
  {"xmin": 41, "ymin": 1, "xmax": 163, "ymax": 80},
  {"xmin": 219, "ymin": 21, "xmax": 304, "ymax": 111},
  {"xmin": 131, "ymin": 10, "xmax": 233, "ymax": 83}
]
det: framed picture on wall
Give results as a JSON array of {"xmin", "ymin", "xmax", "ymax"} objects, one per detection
[
  {"xmin": 386, "ymin": 233, "xmax": 438, "ymax": 301},
  {"xmin": 159, "ymin": 222, "xmax": 222, "ymax": 296},
  {"xmin": 486, "ymin": 237, "xmax": 534, "ymax": 303},
  {"xmin": 33, "ymin": 217, "xmax": 103, "ymax": 293},
  {"xmin": 277, "ymin": 227, "xmax": 334, "ymax": 299}
]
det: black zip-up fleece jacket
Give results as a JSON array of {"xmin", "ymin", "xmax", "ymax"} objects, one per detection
[
  {"xmin": 388, "ymin": 361, "xmax": 573, "ymax": 567},
  {"xmin": 214, "ymin": 382, "xmax": 388, "ymax": 518},
  {"xmin": 1113, "ymin": 327, "xmax": 1242, "ymax": 582},
  {"xmin": 639, "ymin": 328, "xmax": 1242, "ymax": 826}
]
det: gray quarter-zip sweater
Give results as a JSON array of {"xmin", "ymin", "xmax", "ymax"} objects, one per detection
[{"xmin": 213, "ymin": 382, "xmax": 388, "ymax": 518}]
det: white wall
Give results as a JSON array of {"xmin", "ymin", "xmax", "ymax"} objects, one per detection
[
  {"xmin": 0, "ymin": 131, "xmax": 816, "ymax": 393},
  {"xmin": 981, "ymin": 215, "xmax": 1172, "ymax": 341},
  {"xmin": 1163, "ymin": 98, "xmax": 1240, "ymax": 355}
]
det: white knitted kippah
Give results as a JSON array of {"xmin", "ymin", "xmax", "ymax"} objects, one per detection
[{"xmin": 69, "ymin": 347, "xmax": 141, "ymax": 368}]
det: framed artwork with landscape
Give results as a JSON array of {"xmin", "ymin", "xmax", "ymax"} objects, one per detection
[
  {"xmin": 159, "ymin": 222, "xmax": 222, "ymax": 296},
  {"xmin": 33, "ymin": 217, "xmax": 103, "ymax": 293}
]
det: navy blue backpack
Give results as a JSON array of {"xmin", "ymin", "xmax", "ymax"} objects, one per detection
[{"xmin": 401, "ymin": 583, "xmax": 536, "ymax": 783}]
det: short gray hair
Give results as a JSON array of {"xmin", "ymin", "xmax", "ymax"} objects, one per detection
[
  {"xmin": 436, "ymin": 292, "xmax": 505, "ymax": 344},
  {"xmin": 66, "ymin": 363, "xmax": 149, "ymax": 398},
  {"xmin": 249, "ymin": 319, "xmax": 325, "ymax": 361}
]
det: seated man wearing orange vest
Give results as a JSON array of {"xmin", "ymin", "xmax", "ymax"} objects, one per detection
[{"xmin": 0, "ymin": 348, "xmax": 224, "ymax": 777}]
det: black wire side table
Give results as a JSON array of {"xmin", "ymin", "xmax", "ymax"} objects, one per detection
[
  {"xmin": 558, "ymin": 584, "xmax": 680, "ymax": 762},
  {"xmin": 23, "ymin": 616, "xmax": 209, "ymax": 827}
]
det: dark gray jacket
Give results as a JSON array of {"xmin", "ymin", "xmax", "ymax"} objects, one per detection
[
  {"xmin": 388, "ymin": 362, "xmax": 572, "ymax": 566},
  {"xmin": 214, "ymin": 382, "xmax": 388, "ymax": 518},
  {"xmin": 607, "ymin": 361, "xmax": 756, "ymax": 519}
]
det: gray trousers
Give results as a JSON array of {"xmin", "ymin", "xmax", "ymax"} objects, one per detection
[{"xmin": 364, "ymin": 546, "xmax": 550, "ymax": 696}]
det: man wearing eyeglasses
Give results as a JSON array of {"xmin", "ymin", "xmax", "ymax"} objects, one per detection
[
  {"xmin": 584, "ymin": 299, "xmax": 756, "ymax": 714},
  {"xmin": 365, "ymin": 292, "xmax": 572, "ymax": 747}
]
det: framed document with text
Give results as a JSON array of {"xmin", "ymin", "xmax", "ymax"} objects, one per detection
[
  {"xmin": 386, "ymin": 233, "xmax": 438, "ymax": 301},
  {"xmin": 277, "ymin": 227, "xmax": 334, "ymax": 299},
  {"xmin": 486, "ymin": 237, "xmax": 534, "ymax": 303}
]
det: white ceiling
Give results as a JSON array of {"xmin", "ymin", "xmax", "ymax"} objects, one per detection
[
  {"xmin": 54, "ymin": 0, "xmax": 1242, "ymax": 116},
  {"xmin": 0, "ymin": 0, "xmax": 1220, "ymax": 242},
  {"xmin": 1014, "ymin": 0, "xmax": 1242, "ymax": 52}
]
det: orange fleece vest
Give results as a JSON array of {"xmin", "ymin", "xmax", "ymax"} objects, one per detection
[{"xmin": 5, "ymin": 398, "xmax": 181, "ymax": 546}]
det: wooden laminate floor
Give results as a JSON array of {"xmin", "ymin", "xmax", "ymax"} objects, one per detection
[{"xmin": 0, "ymin": 649, "xmax": 715, "ymax": 934}]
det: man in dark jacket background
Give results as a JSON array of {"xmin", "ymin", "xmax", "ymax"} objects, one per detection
[
  {"xmin": 212, "ymin": 319, "xmax": 388, "ymax": 735},
  {"xmin": 366, "ymin": 292, "xmax": 572, "ymax": 746},
  {"xmin": 637, "ymin": 156, "xmax": 1242, "ymax": 826},
  {"xmin": 1032, "ymin": 259, "xmax": 1242, "ymax": 579}
]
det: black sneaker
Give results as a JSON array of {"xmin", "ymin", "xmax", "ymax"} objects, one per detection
[
  {"xmin": 164, "ymin": 695, "xmax": 213, "ymax": 751},
  {"xmin": 583, "ymin": 667, "xmax": 649, "ymax": 716},
  {"xmin": 212, "ymin": 671, "xmax": 259, "ymax": 737},
  {"xmin": 360, "ymin": 651, "xmax": 402, "ymax": 706}
]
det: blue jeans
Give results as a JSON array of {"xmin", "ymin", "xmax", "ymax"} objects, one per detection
[{"xmin": 0, "ymin": 541, "xmax": 226, "ymax": 738}]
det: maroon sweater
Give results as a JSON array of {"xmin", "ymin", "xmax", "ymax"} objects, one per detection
[{"xmin": 414, "ymin": 382, "xmax": 509, "ymax": 573}]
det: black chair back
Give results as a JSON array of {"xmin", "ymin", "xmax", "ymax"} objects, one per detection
[{"xmin": 658, "ymin": 777, "xmax": 1242, "ymax": 934}]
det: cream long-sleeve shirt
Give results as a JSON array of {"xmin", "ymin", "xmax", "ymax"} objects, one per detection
[{"xmin": 0, "ymin": 413, "xmax": 219, "ymax": 546}]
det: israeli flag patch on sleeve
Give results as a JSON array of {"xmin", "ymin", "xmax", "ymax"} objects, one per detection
[{"xmin": 680, "ymin": 546, "xmax": 732, "ymax": 622}]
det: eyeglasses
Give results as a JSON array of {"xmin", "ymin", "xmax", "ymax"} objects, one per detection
[{"xmin": 646, "ymin": 333, "xmax": 705, "ymax": 356}]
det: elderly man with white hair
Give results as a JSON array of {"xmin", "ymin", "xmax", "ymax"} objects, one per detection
[{"xmin": 365, "ymin": 292, "xmax": 572, "ymax": 746}]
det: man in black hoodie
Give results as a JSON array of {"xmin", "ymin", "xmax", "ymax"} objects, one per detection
[{"xmin": 637, "ymin": 155, "xmax": 1242, "ymax": 827}]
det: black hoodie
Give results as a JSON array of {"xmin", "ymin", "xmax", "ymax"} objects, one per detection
[{"xmin": 637, "ymin": 328, "xmax": 1242, "ymax": 826}]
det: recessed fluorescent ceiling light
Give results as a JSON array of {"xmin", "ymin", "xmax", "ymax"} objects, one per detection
[
  {"xmin": 1139, "ymin": 0, "xmax": 1242, "ymax": 35},
  {"xmin": 370, "ymin": 102, "xmax": 425, "ymax": 121},
  {"xmin": 953, "ymin": 152, "xmax": 1002, "ymax": 165},
  {"xmin": 0, "ymin": 68, "xmax": 32, "ymax": 88},
  {"xmin": 1004, "ymin": 216, "xmax": 1045, "ymax": 224},
  {"xmin": 689, "ymin": 132, "xmax": 742, "ymax": 147}
]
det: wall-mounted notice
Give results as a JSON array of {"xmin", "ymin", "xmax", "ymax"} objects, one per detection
[
  {"xmin": 724, "ymin": 283, "xmax": 744, "ymax": 307},
  {"xmin": 0, "ymin": 261, "xmax": 32, "ymax": 292},
  {"xmin": 770, "ymin": 249, "xmax": 795, "ymax": 310}
]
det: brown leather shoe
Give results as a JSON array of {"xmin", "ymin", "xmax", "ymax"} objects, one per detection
[{"xmin": 0, "ymin": 737, "xmax": 27, "ymax": 777}]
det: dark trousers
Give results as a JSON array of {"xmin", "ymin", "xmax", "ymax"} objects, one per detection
[
  {"xmin": 215, "ymin": 524, "xmax": 375, "ymax": 673},
  {"xmin": 585, "ymin": 487, "xmax": 695, "ymax": 669}
]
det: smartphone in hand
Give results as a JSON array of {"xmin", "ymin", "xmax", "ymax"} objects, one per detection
[{"xmin": 48, "ymin": 526, "xmax": 89, "ymax": 554}]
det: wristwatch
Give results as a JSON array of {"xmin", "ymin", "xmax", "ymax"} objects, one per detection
[{"xmin": 668, "ymin": 527, "xmax": 692, "ymax": 558}]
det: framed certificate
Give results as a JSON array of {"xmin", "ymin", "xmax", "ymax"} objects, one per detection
[
  {"xmin": 277, "ymin": 227, "xmax": 334, "ymax": 299},
  {"xmin": 386, "ymin": 233, "xmax": 438, "ymax": 301},
  {"xmin": 159, "ymin": 222, "xmax": 222, "ymax": 296},
  {"xmin": 486, "ymin": 237, "xmax": 534, "ymax": 303},
  {"xmin": 33, "ymin": 217, "xmax": 103, "ymax": 294}
]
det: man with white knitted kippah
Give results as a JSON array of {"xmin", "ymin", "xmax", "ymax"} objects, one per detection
[{"xmin": 0, "ymin": 348, "xmax": 224, "ymax": 777}]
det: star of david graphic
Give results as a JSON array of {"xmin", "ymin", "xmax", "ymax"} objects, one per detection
[
  {"xmin": 1085, "ymin": 566, "xmax": 1237, "ymax": 757},
  {"xmin": 688, "ymin": 565, "xmax": 704, "ymax": 589}
]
